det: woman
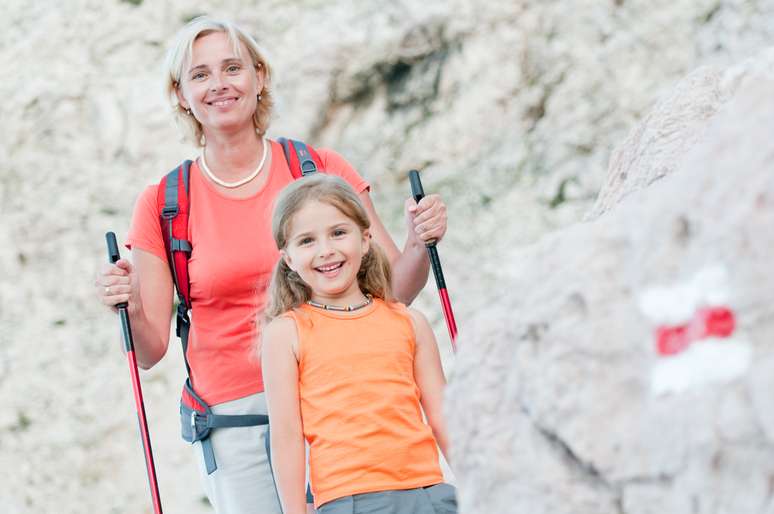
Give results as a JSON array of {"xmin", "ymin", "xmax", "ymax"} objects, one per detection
[{"xmin": 95, "ymin": 16, "xmax": 448, "ymax": 514}]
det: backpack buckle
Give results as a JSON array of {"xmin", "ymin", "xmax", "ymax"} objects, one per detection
[
  {"xmin": 190, "ymin": 410, "xmax": 198, "ymax": 444},
  {"xmin": 300, "ymin": 159, "xmax": 317, "ymax": 176},
  {"xmin": 162, "ymin": 205, "xmax": 179, "ymax": 219},
  {"xmin": 175, "ymin": 305, "xmax": 190, "ymax": 337}
]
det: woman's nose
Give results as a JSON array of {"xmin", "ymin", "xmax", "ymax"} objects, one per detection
[{"xmin": 209, "ymin": 73, "xmax": 226, "ymax": 92}]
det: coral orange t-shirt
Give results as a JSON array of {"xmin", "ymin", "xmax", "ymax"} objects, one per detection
[
  {"xmin": 284, "ymin": 300, "xmax": 444, "ymax": 508},
  {"xmin": 126, "ymin": 141, "xmax": 369, "ymax": 405}
]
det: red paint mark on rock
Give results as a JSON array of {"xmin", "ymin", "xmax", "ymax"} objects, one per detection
[{"xmin": 656, "ymin": 306, "xmax": 736, "ymax": 356}]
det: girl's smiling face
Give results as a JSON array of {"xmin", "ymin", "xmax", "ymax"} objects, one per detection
[
  {"xmin": 282, "ymin": 200, "xmax": 370, "ymax": 306},
  {"xmin": 176, "ymin": 31, "xmax": 264, "ymax": 138}
]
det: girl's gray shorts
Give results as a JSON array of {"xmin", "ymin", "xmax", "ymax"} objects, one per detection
[{"xmin": 318, "ymin": 483, "xmax": 457, "ymax": 514}]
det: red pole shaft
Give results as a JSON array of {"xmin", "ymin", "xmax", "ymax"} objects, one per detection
[
  {"xmin": 438, "ymin": 288, "xmax": 458, "ymax": 350},
  {"xmin": 106, "ymin": 232, "xmax": 163, "ymax": 513},
  {"xmin": 123, "ymin": 321, "xmax": 163, "ymax": 514}
]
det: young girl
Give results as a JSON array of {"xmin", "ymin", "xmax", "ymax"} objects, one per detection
[{"xmin": 261, "ymin": 174, "xmax": 457, "ymax": 514}]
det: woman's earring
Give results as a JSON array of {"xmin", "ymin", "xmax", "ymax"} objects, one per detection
[
  {"xmin": 186, "ymin": 108, "xmax": 192, "ymax": 116},
  {"xmin": 257, "ymin": 92, "xmax": 262, "ymax": 102}
]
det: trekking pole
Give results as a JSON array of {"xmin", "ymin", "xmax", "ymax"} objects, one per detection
[
  {"xmin": 105, "ymin": 232, "xmax": 163, "ymax": 514},
  {"xmin": 408, "ymin": 170, "xmax": 458, "ymax": 351}
]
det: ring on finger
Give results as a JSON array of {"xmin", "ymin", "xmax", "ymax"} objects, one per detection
[{"xmin": 105, "ymin": 286, "xmax": 110, "ymax": 295}]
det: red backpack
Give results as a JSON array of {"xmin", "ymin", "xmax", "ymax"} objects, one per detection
[{"xmin": 156, "ymin": 138, "xmax": 323, "ymax": 475}]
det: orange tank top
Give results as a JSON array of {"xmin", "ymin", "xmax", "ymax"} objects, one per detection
[{"xmin": 283, "ymin": 299, "xmax": 443, "ymax": 508}]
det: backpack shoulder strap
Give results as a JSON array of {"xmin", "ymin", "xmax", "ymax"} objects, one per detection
[
  {"xmin": 158, "ymin": 159, "xmax": 271, "ymax": 472},
  {"xmin": 157, "ymin": 160, "xmax": 194, "ymax": 374},
  {"xmin": 276, "ymin": 137, "xmax": 324, "ymax": 178}
]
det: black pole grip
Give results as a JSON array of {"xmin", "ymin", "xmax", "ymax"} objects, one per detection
[
  {"xmin": 427, "ymin": 246, "xmax": 446, "ymax": 290},
  {"xmin": 105, "ymin": 232, "xmax": 129, "ymax": 310},
  {"xmin": 409, "ymin": 170, "xmax": 438, "ymax": 248},
  {"xmin": 409, "ymin": 170, "xmax": 425, "ymax": 204},
  {"xmin": 106, "ymin": 232, "xmax": 121, "ymax": 264}
]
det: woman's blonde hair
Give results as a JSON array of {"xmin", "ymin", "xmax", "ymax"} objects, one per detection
[
  {"xmin": 265, "ymin": 175, "xmax": 393, "ymax": 320},
  {"xmin": 164, "ymin": 16, "xmax": 274, "ymax": 146}
]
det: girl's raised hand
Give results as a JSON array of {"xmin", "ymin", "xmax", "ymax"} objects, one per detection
[{"xmin": 405, "ymin": 193, "xmax": 448, "ymax": 245}]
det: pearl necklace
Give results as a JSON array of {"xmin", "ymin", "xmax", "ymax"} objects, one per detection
[
  {"xmin": 306, "ymin": 294, "xmax": 373, "ymax": 312},
  {"xmin": 200, "ymin": 137, "xmax": 269, "ymax": 188}
]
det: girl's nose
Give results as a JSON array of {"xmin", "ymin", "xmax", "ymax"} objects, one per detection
[{"xmin": 317, "ymin": 240, "xmax": 334, "ymax": 258}]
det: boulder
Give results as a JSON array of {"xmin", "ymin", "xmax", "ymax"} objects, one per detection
[{"xmin": 448, "ymin": 70, "xmax": 774, "ymax": 513}]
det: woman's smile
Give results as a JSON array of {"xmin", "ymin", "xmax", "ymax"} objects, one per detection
[{"xmin": 208, "ymin": 96, "xmax": 239, "ymax": 108}]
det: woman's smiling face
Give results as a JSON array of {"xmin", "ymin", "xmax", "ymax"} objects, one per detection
[
  {"xmin": 282, "ymin": 200, "xmax": 371, "ymax": 305},
  {"xmin": 176, "ymin": 31, "xmax": 264, "ymax": 138}
]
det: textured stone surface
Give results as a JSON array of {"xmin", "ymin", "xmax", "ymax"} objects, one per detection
[
  {"xmin": 447, "ymin": 74, "xmax": 774, "ymax": 513},
  {"xmin": 588, "ymin": 48, "xmax": 774, "ymax": 219},
  {"xmin": 2, "ymin": 0, "xmax": 774, "ymax": 512}
]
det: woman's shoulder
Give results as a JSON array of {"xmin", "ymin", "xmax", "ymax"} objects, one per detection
[
  {"xmin": 129, "ymin": 182, "xmax": 164, "ymax": 224},
  {"xmin": 314, "ymin": 146, "xmax": 346, "ymax": 163},
  {"xmin": 135, "ymin": 163, "xmax": 189, "ymax": 205},
  {"xmin": 315, "ymin": 147, "xmax": 358, "ymax": 177},
  {"xmin": 136, "ymin": 158, "xmax": 202, "ymax": 205}
]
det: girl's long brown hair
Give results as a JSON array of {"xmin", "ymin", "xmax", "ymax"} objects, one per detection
[{"xmin": 264, "ymin": 174, "xmax": 393, "ymax": 321}]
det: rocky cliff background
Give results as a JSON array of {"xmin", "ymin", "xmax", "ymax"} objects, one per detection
[{"xmin": 1, "ymin": 1, "xmax": 773, "ymax": 513}]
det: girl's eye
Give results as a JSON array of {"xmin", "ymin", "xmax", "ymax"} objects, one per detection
[
  {"xmin": 299, "ymin": 237, "xmax": 313, "ymax": 246},
  {"xmin": 332, "ymin": 229, "xmax": 347, "ymax": 237},
  {"xmin": 192, "ymin": 72, "xmax": 206, "ymax": 80}
]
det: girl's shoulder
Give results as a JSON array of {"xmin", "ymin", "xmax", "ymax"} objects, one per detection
[
  {"xmin": 402, "ymin": 304, "xmax": 429, "ymax": 331},
  {"xmin": 262, "ymin": 314, "xmax": 298, "ymax": 340},
  {"xmin": 269, "ymin": 307, "xmax": 314, "ymax": 333},
  {"xmin": 379, "ymin": 298, "xmax": 415, "ymax": 317},
  {"xmin": 404, "ymin": 305, "xmax": 427, "ymax": 323},
  {"xmin": 261, "ymin": 313, "xmax": 302, "ymax": 359},
  {"xmin": 377, "ymin": 299, "xmax": 423, "ymax": 335}
]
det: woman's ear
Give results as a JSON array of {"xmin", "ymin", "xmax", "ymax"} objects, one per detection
[
  {"xmin": 175, "ymin": 84, "xmax": 190, "ymax": 111},
  {"xmin": 255, "ymin": 62, "xmax": 266, "ymax": 95}
]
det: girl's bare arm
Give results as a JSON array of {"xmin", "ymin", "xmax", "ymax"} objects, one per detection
[
  {"xmin": 409, "ymin": 308, "xmax": 450, "ymax": 461},
  {"xmin": 262, "ymin": 317, "xmax": 307, "ymax": 514}
]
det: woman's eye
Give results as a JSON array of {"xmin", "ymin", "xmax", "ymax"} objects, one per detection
[
  {"xmin": 191, "ymin": 72, "xmax": 206, "ymax": 80},
  {"xmin": 299, "ymin": 237, "xmax": 313, "ymax": 245},
  {"xmin": 226, "ymin": 64, "xmax": 241, "ymax": 73},
  {"xmin": 332, "ymin": 229, "xmax": 346, "ymax": 237}
]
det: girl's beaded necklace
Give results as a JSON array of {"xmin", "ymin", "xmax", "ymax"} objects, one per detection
[{"xmin": 306, "ymin": 294, "xmax": 373, "ymax": 312}]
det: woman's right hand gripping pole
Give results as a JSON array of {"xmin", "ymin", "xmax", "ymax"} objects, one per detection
[
  {"xmin": 98, "ymin": 257, "xmax": 137, "ymax": 314},
  {"xmin": 95, "ymin": 248, "xmax": 175, "ymax": 369}
]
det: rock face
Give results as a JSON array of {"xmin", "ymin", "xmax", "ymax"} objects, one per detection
[
  {"xmin": 2, "ymin": 0, "xmax": 774, "ymax": 512},
  {"xmin": 588, "ymin": 48, "xmax": 774, "ymax": 219},
  {"xmin": 447, "ymin": 67, "xmax": 774, "ymax": 513}
]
